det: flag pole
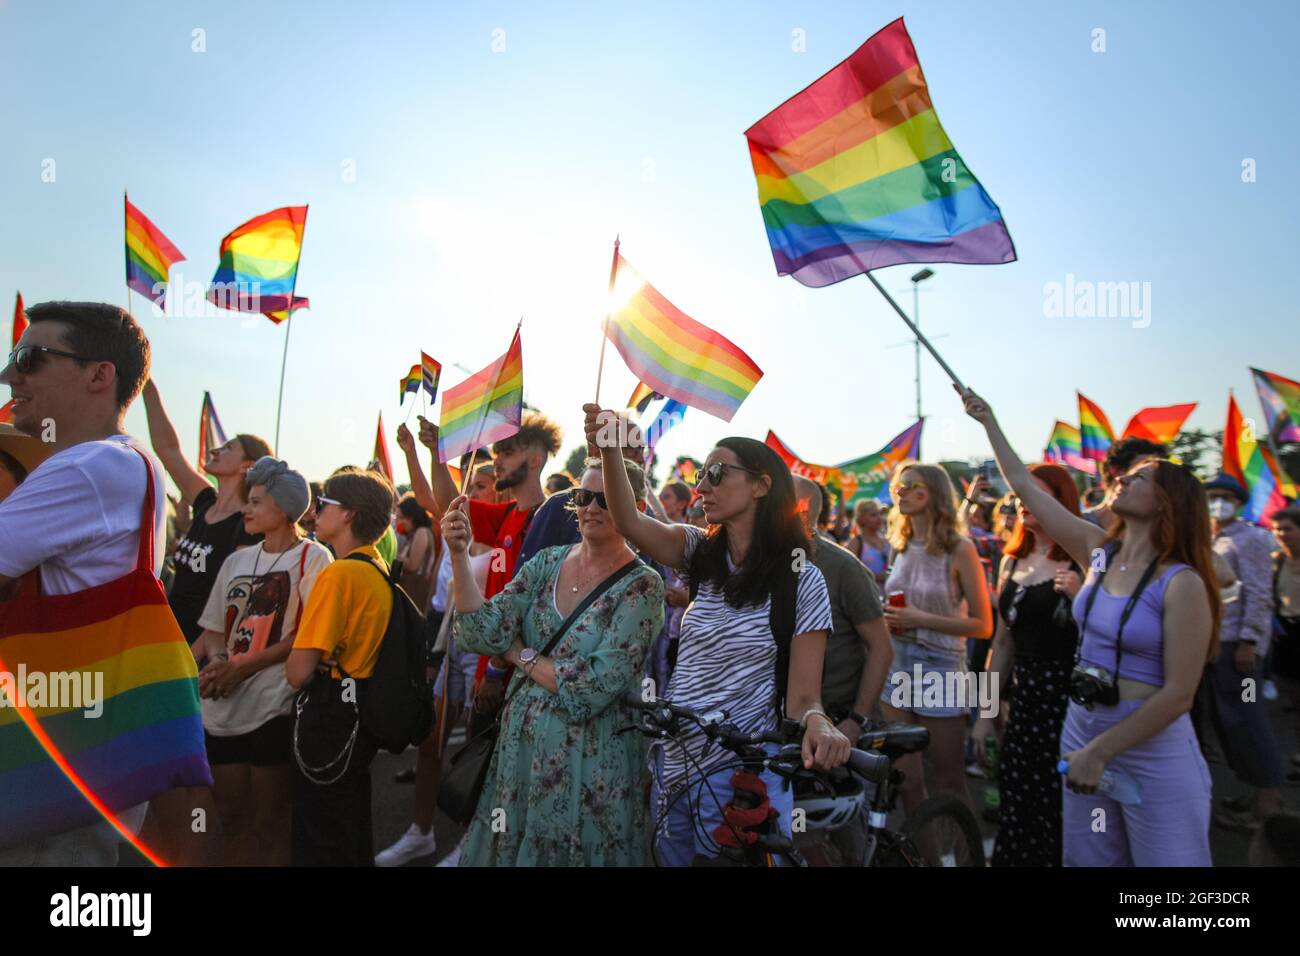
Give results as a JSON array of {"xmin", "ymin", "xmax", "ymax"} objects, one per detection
[
  {"xmin": 273, "ymin": 204, "xmax": 308, "ymax": 454},
  {"xmin": 864, "ymin": 271, "xmax": 965, "ymax": 391},
  {"xmin": 454, "ymin": 317, "xmax": 522, "ymax": 498},
  {"xmin": 593, "ymin": 236, "xmax": 620, "ymax": 406},
  {"xmin": 123, "ymin": 190, "xmax": 134, "ymax": 318}
]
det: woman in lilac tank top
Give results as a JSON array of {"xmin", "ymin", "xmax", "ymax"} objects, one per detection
[{"xmin": 961, "ymin": 387, "xmax": 1221, "ymax": 867}]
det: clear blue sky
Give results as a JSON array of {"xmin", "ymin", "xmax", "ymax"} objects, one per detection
[{"xmin": 3, "ymin": 0, "xmax": 1296, "ymax": 489}]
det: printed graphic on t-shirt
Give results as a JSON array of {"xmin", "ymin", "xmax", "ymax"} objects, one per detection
[
  {"xmin": 221, "ymin": 571, "xmax": 292, "ymax": 656},
  {"xmin": 174, "ymin": 536, "xmax": 216, "ymax": 575}
]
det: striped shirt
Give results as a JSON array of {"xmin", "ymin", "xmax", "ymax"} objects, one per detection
[{"xmin": 658, "ymin": 525, "xmax": 832, "ymax": 787}]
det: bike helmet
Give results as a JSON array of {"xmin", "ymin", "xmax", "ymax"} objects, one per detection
[{"xmin": 793, "ymin": 771, "xmax": 872, "ymax": 831}]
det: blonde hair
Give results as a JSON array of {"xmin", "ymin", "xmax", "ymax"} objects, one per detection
[{"xmin": 887, "ymin": 460, "xmax": 964, "ymax": 556}]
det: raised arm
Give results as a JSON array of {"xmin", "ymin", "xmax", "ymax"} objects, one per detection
[
  {"xmin": 416, "ymin": 416, "xmax": 460, "ymax": 512},
  {"xmin": 141, "ymin": 378, "xmax": 212, "ymax": 505},
  {"xmin": 957, "ymin": 385, "xmax": 1105, "ymax": 569},
  {"xmin": 397, "ymin": 423, "xmax": 441, "ymax": 519},
  {"xmin": 583, "ymin": 404, "xmax": 688, "ymax": 569}
]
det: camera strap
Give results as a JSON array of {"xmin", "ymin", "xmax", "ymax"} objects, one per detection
[{"xmin": 1075, "ymin": 548, "xmax": 1161, "ymax": 678}]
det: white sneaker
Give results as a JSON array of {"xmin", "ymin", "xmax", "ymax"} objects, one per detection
[
  {"xmin": 375, "ymin": 824, "xmax": 437, "ymax": 867},
  {"xmin": 435, "ymin": 838, "xmax": 465, "ymax": 868}
]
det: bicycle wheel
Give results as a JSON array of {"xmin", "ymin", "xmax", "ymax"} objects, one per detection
[{"xmin": 900, "ymin": 795, "xmax": 986, "ymax": 867}]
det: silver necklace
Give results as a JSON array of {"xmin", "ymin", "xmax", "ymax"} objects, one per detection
[{"xmin": 252, "ymin": 540, "xmax": 296, "ymax": 581}]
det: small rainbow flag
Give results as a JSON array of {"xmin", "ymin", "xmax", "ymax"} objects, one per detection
[
  {"xmin": 372, "ymin": 413, "xmax": 394, "ymax": 482},
  {"xmin": 607, "ymin": 251, "xmax": 762, "ymax": 422},
  {"xmin": 1251, "ymin": 367, "xmax": 1300, "ymax": 445},
  {"xmin": 207, "ymin": 206, "xmax": 308, "ymax": 318},
  {"xmin": 628, "ymin": 381, "xmax": 658, "ymax": 413},
  {"xmin": 10, "ymin": 293, "xmax": 25, "ymax": 353},
  {"xmin": 1043, "ymin": 421, "xmax": 1093, "ymax": 473},
  {"xmin": 124, "ymin": 195, "xmax": 186, "ymax": 308},
  {"xmin": 421, "ymin": 352, "xmax": 442, "ymax": 401},
  {"xmin": 1223, "ymin": 392, "xmax": 1295, "ymax": 523},
  {"xmin": 1078, "ymin": 393, "xmax": 1115, "ymax": 464},
  {"xmin": 745, "ymin": 17, "xmax": 1015, "ymax": 287},
  {"xmin": 438, "ymin": 329, "xmax": 524, "ymax": 464},
  {"xmin": 197, "ymin": 391, "xmax": 228, "ymax": 468},
  {"xmin": 399, "ymin": 364, "xmax": 422, "ymax": 405},
  {"xmin": 1120, "ymin": 404, "xmax": 1196, "ymax": 446}
]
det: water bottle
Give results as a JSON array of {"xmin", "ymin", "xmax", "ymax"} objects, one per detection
[{"xmin": 1056, "ymin": 759, "xmax": 1142, "ymax": 805}]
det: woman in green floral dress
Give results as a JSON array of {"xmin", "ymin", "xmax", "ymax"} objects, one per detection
[{"xmin": 443, "ymin": 457, "xmax": 665, "ymax": 866}]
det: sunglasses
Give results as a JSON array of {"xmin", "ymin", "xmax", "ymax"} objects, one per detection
[
  {"xmin": 692, "ymin": 462, "xmax": 760, "ymax": 489},
  {"xmin": 569, "ymin": 488, "xmax": 608, "ymax": 510},
  {"xmin": 894, "ymin": 480, "xmax": 927, "ymax": 493},
  {"xmin": 6, "ymin": 345, "xmax": 95, "ymax": 375},
  {"xmin": 315, "ymin": 496, "xmax": 344, "ymax": 512}
]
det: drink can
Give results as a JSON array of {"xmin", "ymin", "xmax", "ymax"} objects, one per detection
[{"xmin": 887, "ymin": 590, "xmax": 906, "ymax": 609}]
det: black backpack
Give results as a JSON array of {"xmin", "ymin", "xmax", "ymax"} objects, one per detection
[
  {"xmin": 687, "ymin": 546, "xmax": 799, "ymax": 715},
  {"xmin": 344, "ymin": 554, "xmax": 434, "ymax": 754}
]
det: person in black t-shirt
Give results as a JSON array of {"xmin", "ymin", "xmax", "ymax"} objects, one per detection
[{"xmin": 141, "ymin": 378, "xmax": 271, "ymax": 642}]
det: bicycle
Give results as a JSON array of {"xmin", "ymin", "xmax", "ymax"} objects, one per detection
[{"xmin": 625, "ymin": 693, "xmax": 985, "ymax": 867}]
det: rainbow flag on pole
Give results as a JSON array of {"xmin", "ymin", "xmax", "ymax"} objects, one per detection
[
  {"xmin": 1223, "ymin": 392, "xmax": 1295, "ymax": 523},
  {"xmin": 744, "ymin": 17, "xmax": 1015, "ymax": 287},
  {"xmin": 207, "ymin": 206, "xmax": 308, "ymax": 319},
  {"xmin": 1044, "ymin": 421, "xmax": 1093, "ymax": 473},
  {"xmin": 399, "ymin": 364, "xmax": 422, "ymax": 405},
  {"xmin": 1078, "ymin": 393, "xmax": 1115, "ymax": 464},
  {"xmin": 1120, "ymin": 404, "xmax": 1196, "ymax": 446},
  {"xmin": 372, "ymin": 413, "xmax": 394, "ymax": 482},
  {"xmin": 421, "ymin": 352, "xmax": 442, "ymax": 402},
  {"xmin": 607, "ymin": 252, "xmax": 762, "ymax": 422},
  {"xmin": 125, "ymin": 195, "xmax": 185, "ymax": 308},
  {"xmin": 11, "ymin": 292, "xmax": 25, "ymax": 349},
  {"xmin": 438, "ymin": 329, "xmax": 524, "ymax": 464},
  {"xmin": 1251, "ymin": 367, "xmax": 1300, "ymax": 445},
  {"xmin": 197, "ymin": 391, "xmax": 228, "ymax": 468}
]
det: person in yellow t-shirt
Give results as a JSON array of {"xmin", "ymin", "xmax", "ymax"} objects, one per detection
[{"xmin": 286, "ymin": 466, "xmax": 396, "ymax": 867}]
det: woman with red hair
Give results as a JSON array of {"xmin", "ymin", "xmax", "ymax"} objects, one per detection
[
  {"xmin": 961, "ymin": 387, "xmax": 1220, "ymax": 867},
  {"xmin": 975, "ymin": 463, "xmax": 1084, "ymax": 866}
]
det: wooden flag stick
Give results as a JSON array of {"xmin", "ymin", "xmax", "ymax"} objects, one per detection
[{"xmin": 865, "ymin": 271, "xmax": 965, "ymax": 391}]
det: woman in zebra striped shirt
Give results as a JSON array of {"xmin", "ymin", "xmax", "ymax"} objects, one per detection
[{"xmin": 583, "ymin": 405, "xmax": 849, "ymax": 865}]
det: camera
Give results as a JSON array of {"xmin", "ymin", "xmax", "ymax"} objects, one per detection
[{"xmin": 1070, "ymin": 664, "xmax": 1119, "ymax": 708}]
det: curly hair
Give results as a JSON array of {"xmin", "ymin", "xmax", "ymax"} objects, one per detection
[{"xmin": 491, "ymin": 411, "xmax": 562, "ymax": 459}]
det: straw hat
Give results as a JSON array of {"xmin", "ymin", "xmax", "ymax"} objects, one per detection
[{"xmin": 0, "ymin": 422, "xmax": 54, "ymax": 476}]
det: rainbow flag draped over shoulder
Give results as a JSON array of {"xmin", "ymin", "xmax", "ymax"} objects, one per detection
[
  {"xmin": 1252, "ymin": 367, "xmax": 1300, "ymax": 445},
  {"xmin": 1223, "ymin": 392, "xmax": 1295, "ymax": 523},
  {"xmin": 438, "ymin": 329, "xmax": 524, "ymax": 464},
  {"xmin": 745, "ymin": 17, "xmax": 1015, "ymax": 287},
  {"xmin": 1120, "ymin": 404, "xmax": 1196, "ymax": 446},
  {"xmin": 197, "ymin": 391, "xmax": 228, "ymax": 468},
  {"xmin": 207, "ymin": 206, "xmax": 308, "ymax": 318},
  {"xmin": 399, "ymin": 364, "xmax": 422, "ymax": 405},
  {"xmin": 1044, "ymin": 421, "xmax": 1093, "ymax": 473},
  {"xmin": 606, "ymin": 252, "xmax": 762, "ymax": 422},
  {"xmin": 1078, "ymin": 393, "xmax": 1114, "ymax": 464},
  {"xmin": 12, "ymin": 292, "xmax": 27, "ymax": 348},
  {"xmin": 421, "ymin": 352, "xmax": 442, "ymax": 402},
  {"xmin": 124, "ymin": 195, "xmax": 186, "ymax": 308}
]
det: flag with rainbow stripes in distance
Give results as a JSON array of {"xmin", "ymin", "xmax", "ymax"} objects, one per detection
[
  {"xmin": 125, "ymin": 195, "xmax": 185, "ymax": 308},
  {"xmin": 1078, "ymin": 392, "xmax": 1115, "ymax": 464},
  {"xmin": 1223, "ymin": 392, "xmax": 1295, "ymax": 523},
  {"xmin": 12, "ymin": 292, "xmax": 27, "ymax": 349},
  {"xmin": 745, "ymin": 17, "xmax": 1015, "ymax": 287},
  {"xmin": 1120, "ymin": 404, "xmax": 1197, "ymax": 446},
  {"xmin": 1251, "ymin": 367, "xmax": 1300, "ymax": 445}
]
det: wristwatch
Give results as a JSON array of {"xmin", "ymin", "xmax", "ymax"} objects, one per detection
[
  {"xmin": 847, "ymin": 711, "xmax": 869, "ymax": 728},
  {"xmin": 519, "ymin": 648, "xmax": 540, "ymax": 673}
]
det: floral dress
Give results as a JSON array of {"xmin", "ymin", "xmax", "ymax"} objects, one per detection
[{"xmin": 453, "ymin": 545, "xmax": 665, "ymax": 866}]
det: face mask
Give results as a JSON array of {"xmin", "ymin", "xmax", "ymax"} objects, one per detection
[{"xmin": 1208, "ymin": 498, "xmax": 1237, "ymax": 520}]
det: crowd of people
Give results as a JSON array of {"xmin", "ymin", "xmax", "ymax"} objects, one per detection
[{"xmin": 2, "ymin": 300, "xmax": 1299, "ymax": 867}]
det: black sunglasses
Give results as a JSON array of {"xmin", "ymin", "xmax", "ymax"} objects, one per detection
[
  {"xmin": 569, "ymin": 488, "xmax": 608, "ymax": 510},
  {"xmin": 6, "ymin": 345, "xmax": 96, "ymax": 375},
  {"xmin": 692, "ymin": 461, "xmax": 760, "ymax": 488}
]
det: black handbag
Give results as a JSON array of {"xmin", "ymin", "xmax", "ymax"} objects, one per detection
[
  {"xmin": 293, "ymin": 663, "xmax": 367, "ymax": 786},
  {"xmin": 437, "ymin": 555, "xmax": 643, "ymax": 826}
]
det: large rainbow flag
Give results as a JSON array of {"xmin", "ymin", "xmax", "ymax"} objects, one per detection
[
  {"xmin": 606, "ymin": 251, "xmax": 762, "ymax": 422},
  {"xmin": 768, "ymin": 420, "xmax": 923, "ymax": 506},
  {"xmin": 438, "ymin": 329, "xmax": 524, "ymax": 464},
  {"xmin": 1223, "ymin": 392, "xmax": 1296, "ymax": 523},
  {"xmin": 1044, "ymin": 421, "xmax": 1093, "ymax": 473},
  {"xmin": 745, "ymin": 17, "xmax": 1015, "ymax": 288},
  {"xmin": 1078, "ymin": 393, "xmax": 1115, "ymax": 464},
  {"xmin": 207, "ymin": 206, "xmax": 308, "ymax": 318},
  {"xmin": 12, "ymin": 292, "xmax": 27, "ymax": 348},
  {"xmin": 1120, "ymin": 403, "xmax": 1196, "ymax": 446},
  {"xmin": 124, "ymin": 195, "xmax": 185, "ymax": 308},
  {"xmin": 1251, "ymin": 367, "xmax": 1300, "ymax": 445}
]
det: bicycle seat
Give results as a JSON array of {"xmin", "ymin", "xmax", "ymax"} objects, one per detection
[{"xmin": 857, "ymin": 723, "xmax": 930, "ymax": 759}]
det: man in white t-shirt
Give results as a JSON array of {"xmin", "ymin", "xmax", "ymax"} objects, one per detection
[{"xmin": 0, "ymin": 301, "xmax": 195, "ymax": 866}]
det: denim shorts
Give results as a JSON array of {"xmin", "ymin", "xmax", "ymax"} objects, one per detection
[
  {"xmin": 880, "ymin": 638, "xmax": 971, "ymax": 718},
  {"xmin": 432, "ymin": 635, "xmax": 479, "ymax": 707}
]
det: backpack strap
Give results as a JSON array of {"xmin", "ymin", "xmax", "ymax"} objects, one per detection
[{"xmin": 770, "ymin": 561, "xmax": 798, "ymax": 718}]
